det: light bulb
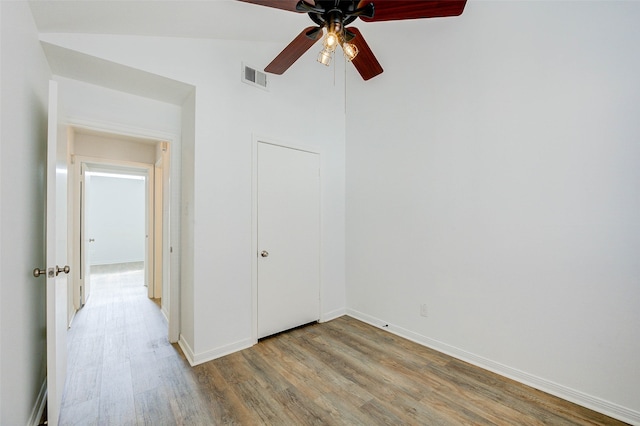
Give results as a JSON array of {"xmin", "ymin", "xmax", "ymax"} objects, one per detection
[
  {"xmin": 324, "ymin": 32, "xmax": 339, "ymax": 52},
  {"xmin": 342, "ymin": 42, "xmax": 358, "ymax": 62},
  {"xmin": 317, "ymin": 48, "xmax": 332, "ymax": 66}
]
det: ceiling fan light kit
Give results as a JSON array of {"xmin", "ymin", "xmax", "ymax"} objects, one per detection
[
  {"xmin": 342, "ymin": 42, "xmax": 358, "ymax": 61},
  {"xmin": 318, "ymin": 47, "xmax": 333, "ymax": 66},
  {"xmin": 323, "ymin": 32, "xmax": 339, "ymax": 52},
  {"xmin": 316, "ymin": 27, "xmax": 359, "ymax": 66},
  {"xmin": 239, "ymin": 0, "xmax": 467, "ymax": 80}
]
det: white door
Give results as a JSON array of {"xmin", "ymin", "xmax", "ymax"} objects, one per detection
[
  {"xmin": 45, "ymin": 80, "xmax": 69, "ymax": 426},
  {"xmin": 257, "ymin": 142, "xmax": 320, "ymax": 338}
]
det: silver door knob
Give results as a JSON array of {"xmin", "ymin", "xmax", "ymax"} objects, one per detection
[
  {"xmin": 89, "ymin": 238, "xmax": 95, "ymax": 242},
  {"xmin": 33, "ymin": 268, "xmax": 46, "ymax": 278},
  {"xmin": 260, "ymin": 250, "xmax": 269, "ymax": 258},
  {"xmin": 56, "ymin": 265, "xmax": 70, "ymax": 276}
]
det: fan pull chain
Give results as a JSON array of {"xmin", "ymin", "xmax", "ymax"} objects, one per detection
[
  {"xmin": 344, "ymin": 55, "xmax": 348, "ymax": 116},
  {"xmin": 333, "ymin": 52, "xmax": 337, "ymax": 86}
]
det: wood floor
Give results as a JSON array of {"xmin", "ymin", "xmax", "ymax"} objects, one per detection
[{"xmin": 60, "ymin": 265, "xmax": 627, "ymax": 425}]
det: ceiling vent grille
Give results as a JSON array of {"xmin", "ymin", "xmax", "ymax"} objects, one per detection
[{"xmin": 242, "ymin": 63, "xmax": 268, "ymax": 91}]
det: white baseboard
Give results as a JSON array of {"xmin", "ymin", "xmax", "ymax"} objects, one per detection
[
  {"xmin": 178, "ymin": 335, "xmax": 196, "ymax": 365},
  {"xmin": 28, "ymin": 378, "xmax": 47, "ymax": 426},
  {"xmin": 320, "ymin": 307, "xmax": 346, "ymax": 323},
  {"xmin": 346, "ymin": 309, "xmax": 640, "ymax": 426},
  {"xmin": 178, "ymin": 335, "xmax": 254, "ymax": 367}
]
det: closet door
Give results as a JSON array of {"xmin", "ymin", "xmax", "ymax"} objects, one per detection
[{"xmin": 257, "ymin": 142, "xmax": 320, "ymax": 338}]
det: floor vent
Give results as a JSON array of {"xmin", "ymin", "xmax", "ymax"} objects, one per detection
[{"xmin": 242, "ymin": 63, "xmax": 268, "ymax": 91}]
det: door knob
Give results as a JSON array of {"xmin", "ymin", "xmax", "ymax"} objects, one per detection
[
  {"xmin": 260, "ymin": 250, "xmax": 269, "ymax": 258},
  {"xmin": 89, "ymin": 238, "xmax": 95, "ymax": 242},
  {"xmin": 33, "ymin": 265, "xmax": 70, "ymax": 278},
  {"xmin": 56, "ymin": 265, "xmax": 70, "ymax": 276},
  {"xmin": 33, "ymin": 268, "xmax": 47, "ymax": 278}
]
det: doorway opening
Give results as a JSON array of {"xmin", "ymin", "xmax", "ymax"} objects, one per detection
[
  {"xmin": 68, "ymin": 127, "xmax": 173, "ymax": 338},
  {"xmin": 83, "ymin": 168, "xmax": 150, "ymax": 303}
]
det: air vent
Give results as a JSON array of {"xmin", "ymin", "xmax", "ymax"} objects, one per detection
[{"xmin": 242, "ymin": 63, "xmax": 268, "ymax": 91}]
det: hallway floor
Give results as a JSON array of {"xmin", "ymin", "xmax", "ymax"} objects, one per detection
[{"xmin": 60, "ymin": 263, "xmax": 214, "ymax": 425}]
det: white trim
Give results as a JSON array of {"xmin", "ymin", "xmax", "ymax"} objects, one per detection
[
  {"xmin": 75, "ymin": 156, "xmax": 154, "ymax": 172},
  {"xmin": 320, "ymin": 308, "xmax": 346, "ymax": 323},
  {"xmin": 346, "ymin": 309, "xmax": 640, "ymax": 426},
  {"xmin": 153, "ymin": 159, "xmax": 163, "ymax": 301},
  {"xmin": 178, "ymin": 335, "xmax": 196, "ymax": 366},
  {"xmin": 27, "ymin": 378, "xmax": 47, "ymax": 426},
  {"xmin": 65, "ymin": 116, "xmax": 176, "ymax": 144},
  {"xmin": 161, "ymin": 305, "xmax": 169, "ymax": 324},
  {"xmin": 251, "ymin": 136, "xmax": 258, "ymax": 344},
  {"xmin": 178, "ymin": 335, "xmax": 253, "ymax": 367},
  {"xmin": 253, "ymin": 133, "xmax": 322, "ymax": 156},
  {"xmin": 251, "ymin": 134, "xmax": 324, "ymax": 343}
]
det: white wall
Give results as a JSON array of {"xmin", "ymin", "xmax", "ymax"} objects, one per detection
[
  {"xmin": 56, "ymin": 76, "xmax": 184, "ymax": 137},
  {"xmin": 346, "ymin": 1, "xmax": 640, "ymax": 423},
  {"xmin": 39, "ymin": 33, "xmax": 348, "ymax": 363},
  {"xmin": 87, "ymin": 174, "xmax": 146, "ymax": 265},
  {"xmin": 0, "ymin": 2, "xmax": 51, "ymax": 424}
]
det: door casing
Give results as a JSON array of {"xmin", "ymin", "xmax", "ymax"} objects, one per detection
[
  {"xmin": 72, "ymin": 157, "xmax": 154, "ymax": 308},
  {"xmin": 65, "ymin": 122, "xmax": 177, "ymax": 342}
]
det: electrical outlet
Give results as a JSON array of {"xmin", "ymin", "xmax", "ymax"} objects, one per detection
[{"xmin": 420, "ymin": 304, "xmax": 428, "ymax": 317}]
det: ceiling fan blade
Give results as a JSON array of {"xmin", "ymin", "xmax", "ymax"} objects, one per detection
[
  {"xmin": 346, "ymin": 27, "xmax": 383, "ymax": 81},
  {"xmin": 358, "ymin": 0, "xmax": 467, "ymax": 22},
  {"xmin": 264, "ymin": 26, "xmax": 323, "ymax": 75},
  {"xmin": 236, "ymin": 0, "xmax": 310, "ymax": 13}
]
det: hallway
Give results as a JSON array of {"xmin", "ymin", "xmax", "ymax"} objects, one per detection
[{"xmin": 60, "ymin": 263, "xmax": 213, "ymax": 425}]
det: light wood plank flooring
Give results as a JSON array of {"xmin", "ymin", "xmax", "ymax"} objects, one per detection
[{"xmin": 60, "ymin": 266, "xmax": 627, "ymax": 425}]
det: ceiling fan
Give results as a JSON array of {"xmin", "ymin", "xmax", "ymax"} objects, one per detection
[{"xmin": 238, "ymin": 0, "xmax": 468, "ymax": 80}]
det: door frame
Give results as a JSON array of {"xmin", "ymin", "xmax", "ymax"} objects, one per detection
[
  {"xmin": 65, "ymin": 119, "xmax": 179, "ymax": 343},
  {"xmin": 251, "ymin": 135, "xmax": 324, "ymax": 343},
  {"xmin": 72, "ymin": 156, "xmax": 154, "ymax": 307}
]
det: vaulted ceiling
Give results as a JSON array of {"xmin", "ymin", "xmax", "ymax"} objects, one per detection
[
  {"xmin": 29, "ymin": 1, "xmax": 313, "ymax": 42},
  {"xmin": 30, "ymin": 1, "xmax": 362, "ymax": 100}
]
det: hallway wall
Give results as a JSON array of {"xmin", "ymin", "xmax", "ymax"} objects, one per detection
[{"xmin": 87, "ymin": 174, "xmax": 146, "ymax": 266}]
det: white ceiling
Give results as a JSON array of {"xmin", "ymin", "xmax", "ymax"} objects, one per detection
[
  {"xmin": 29, "ymin": 1, "xmax": 458, "ymax": 103},
  {"xmin": 41, "ymin": 41, "xmax": 194, "ymax": 104},
  {"xmin": 31, "ymin": 1, "xmax": 313, "ymax": 103},
  {"xmin": 29, "ymin": 0, "xmax": 317, "ymax": 43}
]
